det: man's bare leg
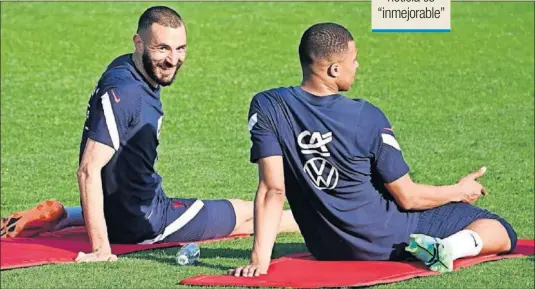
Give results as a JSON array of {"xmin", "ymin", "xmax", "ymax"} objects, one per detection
[
  {"xmin": 227, "ymin": 199, "xmax": 300, "ymax": 235},
  {"xmin": 2, "ymin": 199, "xmax": 300, "ymax": 238}
]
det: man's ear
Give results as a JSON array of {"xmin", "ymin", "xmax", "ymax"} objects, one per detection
[
  {"xmin": 327, "ymin": 63, "xmax": 340, "ymax": 78},
  {"xmin": 133, "ymin": 34, "xmax": 144, "ymax": 53}
]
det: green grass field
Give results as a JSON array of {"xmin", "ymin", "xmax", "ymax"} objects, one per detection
[{"xmin": 1, "ymin": 2, "xmax": 533, "ymax": 288}]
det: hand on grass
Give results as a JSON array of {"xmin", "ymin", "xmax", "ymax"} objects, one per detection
[
  {"xmin": 228, "ymin": 262, "xmax": 268, "ymax": 277},
  {"xmin": 75, "ymin": 247, "xmax": 118, "ymax": 263}
]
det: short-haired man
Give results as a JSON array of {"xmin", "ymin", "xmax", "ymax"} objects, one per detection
[
  {"xmin": 230, "ymin": 22, "xmax": 517, "ymax": 276},
  {"xmin": 1, "ymin": 6, "xmax": 299, "ymax": 263}
]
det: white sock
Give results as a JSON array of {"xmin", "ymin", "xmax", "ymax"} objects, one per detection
[
  {"xmin": 441, "ymin": 229, "xmax": 483, "ymax": 260},
  {"xmin": 52, "ymin": 206, "xmax": 85, "ymax": 231}
]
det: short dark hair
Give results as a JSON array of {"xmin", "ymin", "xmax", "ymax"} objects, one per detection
[
  {"xmin": 298, "ymin": 23, "xmax": 354, "ymax": 66},
  {"xmin": 137, "ymin": 6, "xmax": 184, "ymax": 34}
]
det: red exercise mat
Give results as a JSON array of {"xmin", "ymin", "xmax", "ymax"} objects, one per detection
[
  {"xmin": 0, "ymin": 226, "xmax": 248, "ymax": 270},
  {"xmin": 180, "ymin": 239, "xmax": 534, "ymax": 288}
]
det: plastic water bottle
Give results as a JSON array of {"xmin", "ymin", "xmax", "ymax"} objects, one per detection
[{"xmin": 175, "ymin": 243, "xmax": 200, "ymax": 266}]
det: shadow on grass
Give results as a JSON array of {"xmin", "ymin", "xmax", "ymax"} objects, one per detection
[{"xmin": 131, "ymin": 242, "xmax": 308, "ymax": 271}]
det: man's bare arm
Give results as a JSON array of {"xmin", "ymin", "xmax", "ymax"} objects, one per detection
[
  {"xmin": 75, "ymin": 138, "xmax": 117, "ymax": 263},
  {"xmin": 229, "ymin": 155, "xmax": 285, "ymax": 277},
  {"xmin": 385, "ymin": 167, "xmax": 488, "ymax": 210}
]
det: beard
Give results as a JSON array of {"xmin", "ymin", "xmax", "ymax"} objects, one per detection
[{"xmin": 142, "ymin": 50, "xmax": 182, "ymax": 87}]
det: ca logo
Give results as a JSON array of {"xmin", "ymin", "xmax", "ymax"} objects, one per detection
[{"xmin": 298, "ymin": 130, "xmax": 339, "ymax": 190}]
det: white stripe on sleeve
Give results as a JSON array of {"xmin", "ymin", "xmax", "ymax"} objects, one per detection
[
  {"xmin": 101, "ymin": 92, "xmax": 120, "ymax": 150},
  {"xmin": 248, "ymin": 113, "xmax": 258, "ymax": 131},
  {"xmin": 381, "ymin": 133, "xmax": 401, "ymax": 151}
]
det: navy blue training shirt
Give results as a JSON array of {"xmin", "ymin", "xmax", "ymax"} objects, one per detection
[
  {"xmin": 248, "ymin": 86, "xmax": 422, "ymax": 261},
  {"xmin": 80, "ymin": 54, "xmax": 169, "ymax": 243}
]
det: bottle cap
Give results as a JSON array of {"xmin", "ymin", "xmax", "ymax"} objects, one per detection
[{"xmin": 176, "ymin": 255, "xmax": 189, "ymax": 265}]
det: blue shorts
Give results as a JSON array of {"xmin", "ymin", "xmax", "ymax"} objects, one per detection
[
  {"xmin": 159, "ymin": 198, "xmax": 237, "ymax": 243},
  {"xmin": 414, "ymin": 202, "xmax": 518, "ymax": 254}
]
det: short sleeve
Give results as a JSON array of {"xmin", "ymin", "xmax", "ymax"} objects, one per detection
[
  {"xmin": 366, "ymin": 104, "xmax": 410, "ymax": 183},
  {"xmin": 86, "ymin": 83, "xmax": 141, "ymax": 150},
  {"xmin": 248, "ymin": 93, "xmax": 283, "ymax": 163}
]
